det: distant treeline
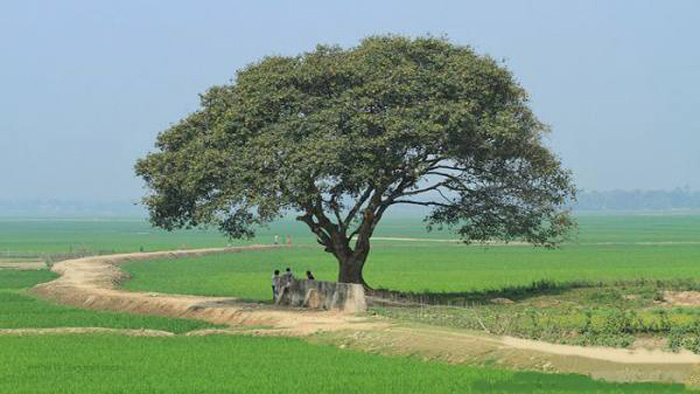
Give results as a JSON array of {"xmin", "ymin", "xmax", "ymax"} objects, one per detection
[
  {"xmin": 0, "ymin": 199, "xmax": 144, "ymax": 217},
  {"xmin": 1, "ymin": 190, "xmax": 699, "ymax": 217},
  {"xmin": 573, "ymin": 189, "xmax": 700, "ymax": 211}
]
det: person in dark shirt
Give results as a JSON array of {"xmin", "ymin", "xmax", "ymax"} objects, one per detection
[
  {"xmin": 283, "ymin": 267, "xmax": 294, "ymax": 282},
  {"xmin": 305, "ymin": 270, "xmax": 315, "ymax": 280}
]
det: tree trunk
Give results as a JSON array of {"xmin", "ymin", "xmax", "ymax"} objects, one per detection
[{"xmin": 337, "ymin": 255, "xmax": 369, "ymax": 288}]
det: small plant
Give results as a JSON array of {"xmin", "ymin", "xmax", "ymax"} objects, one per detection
[
  {"xmin": 653, "ymin": 291, "xmax": 666, "ymax": 303},
  {"xmin": 668, "ymin": 326, "xmax": 684, "ymax": 352},
  {"xmin": 525, "ymin": 309, "xmax": 542, "ymax": 339},
  {"xmin": 579, "ymin": 309, "xmax": 593, "ymax": 334},
  {"xmin": 602, "ymin": 309, "xmax": 635, "ymax": 334},
  {"xmin": 653, "ymin": 309, "xmax": 671, "ymax": 333}
]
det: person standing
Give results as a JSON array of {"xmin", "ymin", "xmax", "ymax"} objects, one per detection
[
  {"xmin": 283, "ymin": 267, "xmax": 294, "ymax": 284},
  {"xmin": 271, "ymin": 270, "xmax": 281, "ymax": 300}
]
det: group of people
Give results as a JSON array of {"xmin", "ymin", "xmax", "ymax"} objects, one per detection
[
  {"xmin": 271, "ymin": 267, "xmax": 315, "ymax": 300},
  {"xmin": 273, "ymin": 234, "xmax": 293, "ymax": 245}
]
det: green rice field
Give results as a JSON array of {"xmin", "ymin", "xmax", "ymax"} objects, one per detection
[
  {"xmin": 120, "ymin": 214, "xmax": 700, "ymax": 300},
  {"xmin": 0, "ymin": 334, "xmax": 692, "ymax": 394},
  {"xmin": 3, "ymin": 213, "xmax": 697, "ymax": 254},
  {"xmin": 0, "ymin": 270, "xmax": 219, "ymax": 333},
  {"xmin": 2, "ymin": 260, "xmax": 695, "ymax": 393},
  {"xmin": 1, "ymin": 214, "xmax": 699, "ymax": 393}
]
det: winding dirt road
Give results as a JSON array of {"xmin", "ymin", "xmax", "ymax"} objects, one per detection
[
  {"xmin": 31, "ymin": 246, "xmax": 380, "ymax": 336},
  {"xmin": 29, "ymin": 246, "xmax": 700, "ymax": 385}
]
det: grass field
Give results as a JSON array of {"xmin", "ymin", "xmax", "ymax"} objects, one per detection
[
  {"xmin": 117, "ymin": 213, "xmax": 700, "ymax": 353},
  {"xmin": 2, "ymin": 214, "xmax": 700, "ymax": 393},
  {"xmin": 0, "ymin": 334, "xmax": 693, "ymax": 394},
  {"xmin": 2, "ymin": 213, "xmax": 699, "ymax": 254},
  {"xmin": 121, "ymin": 214, "xmax": 700, "ymax": 300},
  {"xmin": 0, "ymin": 218, "xmax": 233, "ymax": 255},
  {"xmin": 374, "ymin": 281, "xmax": 700, "ymax": 352},
  {"xmin": 3, "ymin": 264, "xmax": 694, "ymax": 393},
  {"xmin": 0, "ymin": 270, "xmax": 219, "ymax": 333}
]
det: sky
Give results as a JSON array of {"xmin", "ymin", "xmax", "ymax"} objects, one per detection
[{"xmin": 1, "ymin": 0, "xmax": 698, "ymax": 202}]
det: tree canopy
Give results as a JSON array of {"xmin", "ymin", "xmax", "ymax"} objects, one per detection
[{"xmin": 136, "ymin": 35, "xmax": 576, "ymax": 286}]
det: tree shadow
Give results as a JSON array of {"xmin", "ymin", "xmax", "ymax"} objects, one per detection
[
  {"xmin": 368, "ymin": 279, "xmax": 596, "ymax": 307},
  {"xmin": 189, "ymin": 298, "xmax": 272, "ymax": 311}
]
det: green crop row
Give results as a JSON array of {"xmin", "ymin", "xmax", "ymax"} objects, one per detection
[
  {"xmin": 0, "ymin": 270, "xmax": 220, "ymax": 334},
  {"xmin": 1, "ymin": 214, "xmax": 698, "ymax": 254},
  {"xmin": 122, "ymin": 241, "xmax": 700, "ymax": 301},
  {"xmin": 0, "ymin": 334, "xmax": 693, "ymax": 394}
]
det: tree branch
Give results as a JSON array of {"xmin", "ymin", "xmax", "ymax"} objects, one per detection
[
  {"xmin": 328, "ymin": 194, "xmax": 344, "ymax": 228},
  {"xmin": 402, "ymin": 181, "xmax": 450, "ymax": 197},
  {"xmin": 296, "ymin": 212, "xmax": 332, "ymax": 248},
  {"xmin": 342, "ymin": 186, "xmax": 374, "ymax": 230},
  {"xmin": 436, "ymin": 188, "xmax": 454, "ymax": 204},
  {"xmin": 348, "ymin": 175, "xmax": 416, "ymax": 245},
  {"xmin": 425, "ymin": 171, "xmax": 466, "ymax": 184},
  {"xmin": 432, "ymin": 164, "xmax": 470, "ymax": 172},
  {"xmin": 392, "ymin": 200, "xmax": 452, "ymax": 208}
]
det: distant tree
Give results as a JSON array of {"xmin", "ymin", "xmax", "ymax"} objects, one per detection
[
  {"xmin": 135, "ymin": 36, "xmax": 576, "ymax": 287},
  {"xmin": 575, "ymin": 188, "xmax": 700, "ymax": 211}
]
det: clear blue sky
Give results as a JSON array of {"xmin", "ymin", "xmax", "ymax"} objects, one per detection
[{"xmin": 1, "ymin": 0, "xmax": 698, "ymax": 202}]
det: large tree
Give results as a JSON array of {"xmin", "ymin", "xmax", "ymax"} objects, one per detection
[{"xmin": 136, "ymin": 36, "xmax": 576, "ymax": 286}]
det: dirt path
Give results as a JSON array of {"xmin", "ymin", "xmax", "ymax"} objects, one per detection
[
  {"xmin": 372, "ymin": 236, "xmax": 700, "ymax": 246},
  {"xmin": 31, "ymin": 246, "xmax": 382, "ymax": 336},
  {"xmin": 30, "ymin": 246, "xmax": 700, "ymax": 385},
  {"xmin": 0, "ymin": 327, "xmax": 295, "ymax": 337},
  {"xmin": 325, "ymin": 325, "xmax": 700, "ymax": 384},
  {"xmin": 0, "ymin": 327, "xmax": 175, "ymax": 337},
  {"xmin": 0, "ymin": 261, "xmax": 47, "ymax": 270},
  {"xmin": 664, "ymin": 291, "xmax": 700, "ymax": 306},
  {"xmin": 371, "ymin": 237, "xmax": 527, "ymax": 245}
]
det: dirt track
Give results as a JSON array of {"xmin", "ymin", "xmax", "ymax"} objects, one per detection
[
  {"xmin": 29, "ymin": 246, "xmax": 700, "ymax": 385},
  {"xmin": 0, "ymin": 327, "xmax": 175, "ymax": 337},
  {"xmin": 0, "ymin": 261, "xmax": 47, "ymax": 270},
  {"xmin": 372, "ymin": 237, "xmax": 700, "ymax": 246},
  {"xmin": 31, "ymin": 246, "xmax": 380, "ymax": 336}
]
